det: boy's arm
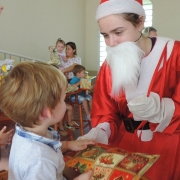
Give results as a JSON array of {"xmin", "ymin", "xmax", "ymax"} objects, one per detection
[
  {"xmin": 72, "ymin": 82, "xmax": 80, "ymax": 87},
  {"xmin": 61, "ymin": 63, "xmax": 78, "ymax": 73},
  {"xmin": 61, "ymin": 140, "xmax": 95, "ymax": 153},
  {"xmin": 69, "ymin": 77, "xmax": 80, "ymax": 87}
]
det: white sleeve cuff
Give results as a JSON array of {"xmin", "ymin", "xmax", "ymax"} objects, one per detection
[
  {"xmin": 153, "ymin": 98, "xmax": 175, "ymax": 132},
  {"xmin": 96, "ymin": 122, "xmax": 111, "ymax": 139},
  {"xmin": 76, "ymin": 122, "xmax": 111, "ymax": 144}
]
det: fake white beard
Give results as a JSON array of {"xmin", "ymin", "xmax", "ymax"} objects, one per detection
[{"xmin": 106, "ymin": 42, "xmax": 145, "ymax": 98}]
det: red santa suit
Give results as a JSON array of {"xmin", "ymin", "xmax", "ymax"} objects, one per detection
[{"xmin": 91, "ymin": 37, "xmax": 180, "ymax": 180}]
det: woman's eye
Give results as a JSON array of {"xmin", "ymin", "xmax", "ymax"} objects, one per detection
[
  {"xmin": 115, "ymin": 31, "xmax": 122, "ymax": 35},
  {"xmin": 103, "ymin": 34, "xmax": 109, "ymax": 39}
]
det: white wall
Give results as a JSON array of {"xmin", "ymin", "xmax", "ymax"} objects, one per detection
[
  {"xmin": 152, "ymin": 0, "xmax": 180, "ymax": 40},
  {"xmin": 0, "ymin": 0, "xmax": 85, "ymax": 63},
  {"xmin": 85, "ymin": 0, "xmax": 99, "ymax": 72},
  {"xmin": 0, "ymin": 0, "xmax": 179, "ymax": 72}
]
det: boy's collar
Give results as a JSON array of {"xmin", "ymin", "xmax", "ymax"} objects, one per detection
[{"xmin": 15, "ymin": 124, "xmax": 61, "ymax": 152}]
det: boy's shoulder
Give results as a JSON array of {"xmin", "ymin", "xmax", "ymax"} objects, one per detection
[
  {"xmin": 9, "ymin": 133, "xmax": 63, "ymax": 171},
  {"xmin": 72, "ymin": 76, "xmax": 79, "ymax": 80},
  {"xmin": 70, "ymin": 76, "xmax": 80, "ymax": 84},
  {"xmin": 9, "ymin": 134, "xmax": 65, "ymax": 180},
  {"xmin": 11, "ymin": 133, "xmax": 60, "ymax": 160}
]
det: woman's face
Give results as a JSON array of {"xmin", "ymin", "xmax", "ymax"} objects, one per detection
[
  {"xmin": 66, "ymin": 45, "xmax": 75, "ymax": 58},
  {"xmin": 98, "ymin": 14, "xmax": 142, "ymax": 47},
  {"xmin": 0, "ymin": 5, "xmax": 4, "ymax": 14},
  {"xmin": 149, "ymin": 31, "xmax": 157, "ymax": 37}
]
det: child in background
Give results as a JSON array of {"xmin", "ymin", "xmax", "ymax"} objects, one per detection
[
  {"xmin": 55, "ymin": 38, "xmax": 67, "ymax": 63},
  {"xmin": 69, "ymin": 65, "xmax": 92, "ymax": 120},
  {"xmin": 58, "ymin": 104, "xmax": 73, "ymax": 136},
  {"xmin": 55, "ymin": 38, "xmax": 69, "ymax": 78},
  {"xmin": 58, "ymin": 103, "xmax": 79, "ymax": 136},
  {"xmin": 0, "ymin": 62, "xmax": 94, "ymax": 180}
]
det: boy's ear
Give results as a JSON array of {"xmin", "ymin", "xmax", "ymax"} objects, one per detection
[{"xmin": 39, "ymin": 108, "xmax": 52, "ymax": 121}]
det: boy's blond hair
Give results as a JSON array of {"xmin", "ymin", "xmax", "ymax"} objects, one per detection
[{"xmin": 0, "ymin": 62, "xmax": 67, "ymax": 127}]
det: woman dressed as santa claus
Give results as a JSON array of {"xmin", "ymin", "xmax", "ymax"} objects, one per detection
[{"xmin": 78, "ymin": 0, "xmax": 180, "ymax": 179}]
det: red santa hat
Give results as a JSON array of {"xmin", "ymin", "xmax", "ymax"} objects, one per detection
[{"xmin": 96, "ymin": 0, "xmax": 145, "ymax": 21}]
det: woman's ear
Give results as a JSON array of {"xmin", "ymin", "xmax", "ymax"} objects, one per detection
[
  {"xmin": 39, "ymin": 108, "xmax": 52, "ymax": 121},
  {"xmin": 138, "ymin": 16, "xmax": 145, "ymax": 32}
]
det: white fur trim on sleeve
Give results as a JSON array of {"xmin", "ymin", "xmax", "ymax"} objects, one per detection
[
  {"xmin": 77, "ymin": 127, "xmax": 109, "ymax": 144},
  {"xmin": 96, "ymin": 122, "xmax": 111, "ymax": 139}
]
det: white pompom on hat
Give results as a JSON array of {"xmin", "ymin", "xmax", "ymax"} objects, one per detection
[{"xmin": 96, "ymin": 0, "xmax": 145, "ymax": 21}]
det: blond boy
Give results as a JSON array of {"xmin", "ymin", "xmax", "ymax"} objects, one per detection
[{"xmin": 0, "ymin": 62, "xmax": 94, "ymax": 180}]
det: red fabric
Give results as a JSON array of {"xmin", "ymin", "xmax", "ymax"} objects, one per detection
[
  {"xmin": 136, "ymin": 0, "xmax": 143, "ymax": 5},
  {"xmin": 100, "ymin": 0, "xmax": 109, "ymax": 4},
  {"xmin": 91, "ymin": 41, "xmax": 180, "ymax": 180}
]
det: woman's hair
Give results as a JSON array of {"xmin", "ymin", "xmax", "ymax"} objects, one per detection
[
  {"xmin": 120, "ymin": 13, "xmax": 142, "ymax": 27},
  {"xmin": 66, "ymin": 42, "xmax": 77, "ymax": 55},
  {"xmin": 56, "ymin": 38, "xmax": 66, "ymax": 47},
  {"xmin": 73, "ymin": 65, "xmax": 86, "ymax": 76},
  {"xmin": 0, "ymin": 62, "xmax": 67, "ymax": 127}
]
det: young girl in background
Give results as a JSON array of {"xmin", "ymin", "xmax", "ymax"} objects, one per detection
[
  {"xmin": 55, "ymin": 38, "xmax": 67, "ymax": 62},
  {"xmin": 55, "ymin": 38, "xmax": 69, "ymax": 79}
]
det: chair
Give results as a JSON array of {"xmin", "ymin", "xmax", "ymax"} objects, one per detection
[
  {"xmin": 65, "ymin": 89, "xmax": 91, "ymax": 136},
  {"xmin": 0, "ymin": 171, "xmax": 8, "ymax": 180},
  {"xmin": 0, "ymin": 112, "xmax": 11, "ymax": 122}
]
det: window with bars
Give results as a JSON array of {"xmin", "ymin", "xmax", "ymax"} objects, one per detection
[{"xmin": 99, "ymin": 1, "xmax": 153, "ymax": 66}]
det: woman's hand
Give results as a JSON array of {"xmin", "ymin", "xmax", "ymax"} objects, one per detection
[
  {"xmin": 73, "ymin": 170, "xmax": 93, "ymax": 180},
  {"xmin": 0, "ymin": 126, "xmax": 14, "ymax": 144}
]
